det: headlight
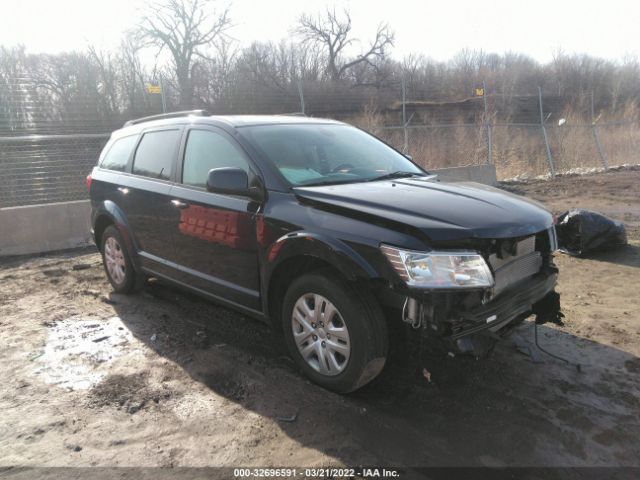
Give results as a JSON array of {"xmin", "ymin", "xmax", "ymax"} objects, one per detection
[{"xmin": 380, "ymin": 244, "xmax": 494, "ymax": 289}]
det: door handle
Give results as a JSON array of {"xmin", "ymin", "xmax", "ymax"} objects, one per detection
[{"xmin": 171, "ymin": 199, "xmax": 189, "ymax": 209}]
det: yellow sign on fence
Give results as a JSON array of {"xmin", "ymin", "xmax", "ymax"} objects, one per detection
[
  {"xmin": 475, "ymin": 87, "xmax": 484, "ymax": 97},
  {"xmin": 146, "ymin": 84, "xmax": 162, "ymax": 94}
]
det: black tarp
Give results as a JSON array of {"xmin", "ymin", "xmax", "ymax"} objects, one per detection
[{"xmin": 556, "ymin": 209, "xmax": 627, "ymax": 256}]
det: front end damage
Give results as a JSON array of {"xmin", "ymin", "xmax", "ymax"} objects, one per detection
[{"xmin": 399, "ymin": 228, "xmax": 563, "ymax": 357}]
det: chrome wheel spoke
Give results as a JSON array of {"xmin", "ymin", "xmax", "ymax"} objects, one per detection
[
  {"xmin": 313, "ymin": 294, "xmax": 324, "ymax": 323},
  {"xmin": 315, "ymin": 343, "xmax": 330, "ymax": 374},
  {"xmin": 294, "ymin": 330, "xmax": 313, "ymax": 348},
  {"xmin": 327, "ymin": 349, "xmax": 343, "ymax": 372},
  {"xmin": 297, "ymin": 296, "xmax": 314, "ymax": 319},
  {"xmin": 300, "ymin": 341, "xmax": 316, "ymax": 358},
  {"xmin": 327, "ymin": 324, "xmax": 349, "ymax": 343},
  {"xmin": 326, "ymin": 338, "xmax": 349, "ymax": 356},
  {"xmin": 292, "ymin": 299, "xmax": 315, "ymax": 333},
  {"xmin": 322, "ymin": 301, "xmax": 337, "ymax": 323}
]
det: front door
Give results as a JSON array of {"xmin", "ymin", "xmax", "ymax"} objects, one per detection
[{"xmin": 168, "ymin": 127, "xmax": 261, "ymax": 311}]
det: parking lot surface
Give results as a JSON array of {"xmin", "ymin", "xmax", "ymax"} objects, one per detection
[{"xmin": 1, "ymin": 169, "xmax": 639, "ymax": 469}]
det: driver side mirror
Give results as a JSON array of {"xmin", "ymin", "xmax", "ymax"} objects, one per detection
[{"xmin": 206, "ymin": 168, "xmax": 263, "ymax": 201}]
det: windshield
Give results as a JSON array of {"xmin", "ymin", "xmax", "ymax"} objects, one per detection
[{"xmin": 238, "ymin": 124, "xmax": 425, "ymax": 186}]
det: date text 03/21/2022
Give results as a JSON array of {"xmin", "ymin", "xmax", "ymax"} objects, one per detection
[{"xmin": 233, "ymin": 467, "xmax": 401, "ymax": 478}]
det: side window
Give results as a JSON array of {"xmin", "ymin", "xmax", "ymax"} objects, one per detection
[
  {"xmin": 100, "ymin": 135, "xmax": 138, "ymax": 172},
  {"xmin": 182, "ymin": 129, "xmax": 250, "ymax": 188},
  {"xmin": 132, "ymin": 129, "xmax": 181, "ymax": 180}
]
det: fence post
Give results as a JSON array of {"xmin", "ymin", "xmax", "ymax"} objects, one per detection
[
  {"xmin": 297, "ymin": 78, "xmax": 305, "ymax": 115},
  {"xmin": 160, "ymin": 75, "xmax": 167, "ymax": 113},
  {"xmin": 538, "ymin": 86, "xmax": 556, "ymax": 177},
  {"xmin": 482, "ymin": 80, "xmax": 492, "ymax": 164},
  {"xmin": 402, "ymin": 77, "xmax": 408, "ymax": 153},
  {"xmin": 591, "ymin": 92, "xmax": 609, "ymax": 169}
]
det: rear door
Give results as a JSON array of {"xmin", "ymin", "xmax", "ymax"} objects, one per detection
[
  {"xmin": 91, "ymin": 133, "xmax": 139, "ymax": 216},
  {"xmin": 168, "ymin": 126, "xmax": 262, "ymax": 310},
  {"xmin": 118, "ymin": 127, "xmax": 182, "ymax": 274}
]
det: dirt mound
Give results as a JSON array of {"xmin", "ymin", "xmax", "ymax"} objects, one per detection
[{"xmin": 88, "ymin": 373, "xmax": 174, "ymax": 414}]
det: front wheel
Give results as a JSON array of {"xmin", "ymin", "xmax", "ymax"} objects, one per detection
[{"xmin": 281, "ymin": 270, "xmax": 388, "ymax": 393}]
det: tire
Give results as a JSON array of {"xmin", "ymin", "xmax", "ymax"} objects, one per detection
[
  {"xmin": 101, "ymin": 225, "xmax": 144, "ymax": 294},
  {"xmin": 281, "ymin": 270, "xmax": 388, "ymax": 393}
]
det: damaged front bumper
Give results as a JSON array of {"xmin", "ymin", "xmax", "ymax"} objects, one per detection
[
  {"xmin": 404, "ymin": 266, "xmax": 560, "ymax": 356},
  {"xmin": 452, "ymin": 271, "xmax": 557, "ymax": 340}
]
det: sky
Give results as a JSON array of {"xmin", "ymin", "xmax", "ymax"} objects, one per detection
[{"xmin": 0, "ymin": 0, "xmax": 638, "ymax": 63}]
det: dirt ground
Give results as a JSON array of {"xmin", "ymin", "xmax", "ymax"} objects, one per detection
[{"xmin": 1, "ymin": 168, "xmax": 639, "ymax": 473}]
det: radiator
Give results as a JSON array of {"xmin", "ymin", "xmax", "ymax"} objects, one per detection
[{"xmin": 489, "ymin": 236, "xmax": 542, "ymax": 294}]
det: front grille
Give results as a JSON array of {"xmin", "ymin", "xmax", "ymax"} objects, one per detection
[{"xmin": 489, "ymin": 236, "xmax": 542, "ymax": 294}]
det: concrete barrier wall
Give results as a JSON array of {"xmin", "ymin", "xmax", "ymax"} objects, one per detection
[
  {"xmin": 0, "ymin": 164, "xmax": 497, "ymax": 257},
  {"xmin": 431, "ymin": 164, "xmax": 497, "ymax": 185},
  {"xmin": 0, "ymin": 200, "xmax": 92, "ymax": 257}
]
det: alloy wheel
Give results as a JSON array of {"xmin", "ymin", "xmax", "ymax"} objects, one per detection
[
  {"xmin": 291, "ymin": 293, "xmax": 351, "ymax": 376},
  {"xmin": 104, "ymin": 236, "xmax": 126, "ymax": 285}
]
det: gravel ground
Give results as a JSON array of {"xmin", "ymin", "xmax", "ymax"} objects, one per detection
[{"xmin": 1, "ymin": 169, "xmax": 639, "ymax": 474}]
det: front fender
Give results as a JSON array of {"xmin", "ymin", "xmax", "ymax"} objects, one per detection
[
  {"xmin": 266, "ymin": 231, "xmax": 379, "ymax": 282},
  {"xmin": 261, "ymin": 231, "xmax": 383, "ymax": 321}
]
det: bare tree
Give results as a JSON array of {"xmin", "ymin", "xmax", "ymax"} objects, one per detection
[
  {"xmin": 295, "ymin": 8, "xmax": 394, "ymax": 82},
  {"xmin": 88, "ymin": 46, "xmax": 119, "ymax": 115},
  {"xmin": 118, "ymin": 34, "xmax": 151, "ymax": 114},
  {"xmin": 192, "ymin": 37, "xmax": 239, "ymax": 108},
  {"xmin": 138, "ymin": 0, "xmax": 231, "ymax": 108}
]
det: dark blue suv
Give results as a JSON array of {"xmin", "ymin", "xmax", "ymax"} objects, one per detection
[{"xmin": 88, "ymin": 110, "xmax": 560, "ymax": 392}]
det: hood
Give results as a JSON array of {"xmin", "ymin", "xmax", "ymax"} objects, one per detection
[{"xmin": 293, "ymin": 177, "xmax": 553, "ymax": 242}]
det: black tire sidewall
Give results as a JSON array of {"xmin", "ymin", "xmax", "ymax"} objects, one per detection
[{"xmin": 281, "ymin": 271, "xmax": 386, "ymax": 393}]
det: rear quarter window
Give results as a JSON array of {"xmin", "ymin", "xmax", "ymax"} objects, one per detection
[
  {"xmin": 100, "ymin": 135, "xmax": 138, "ymax": 171},
  {"xmin": 132, "ymin": 129, "xmax": 181, "ymax": 180}
]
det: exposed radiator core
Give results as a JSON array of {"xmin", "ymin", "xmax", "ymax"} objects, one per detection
[{"xmin": 489, "ymin": 236, "xmax": 542, "ymax": 295}]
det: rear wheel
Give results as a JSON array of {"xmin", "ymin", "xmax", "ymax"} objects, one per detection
[
  {"xmin": 101, "ymin": 225, "xmax": 144, "ymax": 293},
  {"xmin": 282, "ymin": 270, "xmax": 388, "ymax": 393}
]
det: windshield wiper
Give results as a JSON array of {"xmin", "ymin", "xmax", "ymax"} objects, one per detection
[
  {"xmin": 298, "ymin": 171, "xmax": 426, "ymax": 187},
  {"xmin": 367, "ymin": 171, "xmax": 425, "ymax": 182},
  {"xmin": 297, "ymin": 178, "xmax": 360, "ymax": 187}
]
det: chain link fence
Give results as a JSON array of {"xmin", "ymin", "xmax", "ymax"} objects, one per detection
[
  {"xmin": 1, "ymin": 76, "xmax": 638, "ymax": 208},
  {"xmin": 376, "ymin": 124, "xmax": 488, "ymax": 169},
  {"xmin": 375, "ymin": 120, "xmax": 640, "ymax": 179},
  {"xmin": 0, "ymin": 134, "xmax": 109, "ymax": 208},
  {"xmin": 371, "ymin": 87, "xmax": 640, "ymax": 179}
]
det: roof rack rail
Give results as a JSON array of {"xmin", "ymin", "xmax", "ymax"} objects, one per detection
[
  {"xmin": 123, "ymin": 109, "xmax": 210, "ymax": 127},
  {"xmin": 277, "ymin": 112, "xmax": 307, "ymax": 117}
]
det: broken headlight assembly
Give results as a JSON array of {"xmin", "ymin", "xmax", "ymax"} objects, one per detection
[{"xmin": 380, "ymin": 245, "xmax": 494, "ymax": 289}]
